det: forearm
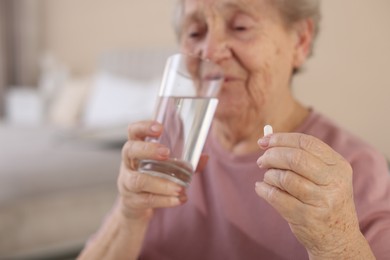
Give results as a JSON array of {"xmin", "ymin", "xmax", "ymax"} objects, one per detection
[
  {"xmin": 78, "ymin": 205, "xmax": 151, "ymax": 260},
  {"xmin": 308, "ymin": 231, "xmax": 375, "ymax": 260}
]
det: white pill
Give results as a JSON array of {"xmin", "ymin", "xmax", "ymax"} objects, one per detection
[{"xmin": 263, "ymin": 125, "xmax": 273, "ymax": 136}]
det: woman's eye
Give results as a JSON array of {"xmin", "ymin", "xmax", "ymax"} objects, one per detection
[
  {"xmin": 185, "ymin": 25, "xmax": 205, "ymax": 40},
  {"xmin": 189, "ymin": 32, "xmax": 200, "ymax": 38},
  {"xmin": 234, "ymin": 26, "xmax": 247, "ymax": 31},
  {"xmin": 231, "ymin": 14, "xmax": 255, "ymax": 34}
]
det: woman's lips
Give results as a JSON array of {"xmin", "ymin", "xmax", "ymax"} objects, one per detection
[
  {"xmin": 224, "ymin": 76, "xmax": 237, "ymax": 82},
  {"xmin": 202, "ymin": 74, "xmax": 224, "ymax": 81},
  {"xmin": 202, "ymin": 73, "xmax": 243, "ymax": 83},
  {"xmin": 223, "ymin": 75, "xmax": 245, "ymax": 83}
]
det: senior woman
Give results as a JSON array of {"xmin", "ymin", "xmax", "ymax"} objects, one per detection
[{"xmin": 79, "ymin": 0, "xmax": 390, "ymax": 259}]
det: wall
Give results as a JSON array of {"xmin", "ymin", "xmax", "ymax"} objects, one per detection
[
  {"xmin": 0, "ymin": 1, "xmax": 6, "ymax": 116},
  {"xmin": 41, "ymin": 0, "xmax": 390, "ymax": 160},
  {"xmin": 41, "ymin": 0, "xmax": 177, "ymax": 75},
  {"xmin": 11, "ymin": 0, "xmax": 42, "ymax": 86},
  {"xmin": 293, "ymin": 0, "xmax": 390, "ymax": 160}
]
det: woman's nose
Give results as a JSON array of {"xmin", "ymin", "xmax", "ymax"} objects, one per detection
[{"xmin": 198, "ymin": 33, "xmax": 231, "ymax": 63}]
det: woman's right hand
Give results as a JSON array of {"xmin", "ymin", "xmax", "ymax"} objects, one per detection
[{"xmin": 117, "ymin": 120, "xmax": 187, "ymax": 221}]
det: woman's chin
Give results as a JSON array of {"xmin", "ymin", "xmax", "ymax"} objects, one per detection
[{"xmin": 214, "ymin": 106, "xmax": 242, "ymax": 120}]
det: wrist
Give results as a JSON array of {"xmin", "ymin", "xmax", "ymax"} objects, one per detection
[
  {"xmin": 117, "ymin": 198, "xmax": 154, "ymax": 223},
  {"xmin": 308, "ymin": 231, "xmax": 375, "ymax": 260}
]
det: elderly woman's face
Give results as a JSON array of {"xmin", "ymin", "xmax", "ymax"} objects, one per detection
[{"xmin": 179, "ymin": 0, "xmax": 304, "ymax": 119}]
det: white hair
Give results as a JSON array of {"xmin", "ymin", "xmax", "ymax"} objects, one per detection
[
  {"xmin": 273, "ymin": 0, "xmax": 321, "ymax": 49},
  {"xmin": 172, "ymin": 0, "xmax": 321, "ymax": 55}
]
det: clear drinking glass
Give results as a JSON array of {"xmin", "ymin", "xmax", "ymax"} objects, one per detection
[{"xmin": 138, "ymin": 53, "xmax": 224, "ymax": 187}]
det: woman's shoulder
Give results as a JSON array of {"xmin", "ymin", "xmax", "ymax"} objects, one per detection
[{"xmin": 299, "ymin": 109, "xmax": 388, "ymax": 173}]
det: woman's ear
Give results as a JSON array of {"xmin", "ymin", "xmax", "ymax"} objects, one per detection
[{"xmin": 292, "ymin": 19, "xmax": 315, "ymax": 69}]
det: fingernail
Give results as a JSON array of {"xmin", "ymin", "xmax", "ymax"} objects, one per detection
[
  {"xmin": 255, "ymin": 182, "xmax": 268, "ymax": 197},
  {"xmin": 151, "ymin": 123, "xmax": 162, "ymax": 133},
  {"xmin": 257, "ymin": 156, "xmax": 263, "ymax": 168},
  {"xmin": 157, "ymin": 147, "xmax": 170, "ymax": 157},
  {"xmin": 258, "ymin": 135, "xmax": 270, "ymax": 148},
  {"xmin": 172, "ymin": 197, "xmax": 182, "ymax": 206},
  {"xmin": 178, "ymin": 195, "xmax": 188, "ymax": 204},
  {"xmin": 172, "ymin": 186, "xmax": 184, "ymax": 196}
]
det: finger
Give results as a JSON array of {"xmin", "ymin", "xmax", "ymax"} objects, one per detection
[
  {"xmin": 258, "ymin": 133, "xmax": 341, "ymax": 165},
  {"xmin": 258, "ymin": 147, "xmax": 330, "ymax": 185},
  {"xmin": 119, "ymin": 165, "xmax": 184, "ymax": 196},
  {"xmin": 127, "ymin": 120, "xmax": 163, "ymax": 141},
  {"xmin": 126, "ymin": 192, "xmax": 187, "ymax": 209},
  {"xmin": 255, "ymin": 182, "xmax": 306, "ymax": 224},
  {"xmin": 122, "ymin": 140, "xmax": 170, "ymax": 168},
  {"xmin": 195, "ymin": 154, "xmax": 209, "ymax": 173},
  {"xmin": 263, "ymin": 169, "xmax": 322, "ymax": 206}
]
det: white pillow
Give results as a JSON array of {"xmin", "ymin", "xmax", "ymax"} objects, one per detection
[
  {"xmin": 5, "ymin": 87, "xmax": 44, "ymax": 125},
  {"xmin": 48, "ymin": 77, "xmax": 91, "ymax": 128},
  {"xmin": 82, "ymin": 72, "xmax": 159, "ymax": 128}
]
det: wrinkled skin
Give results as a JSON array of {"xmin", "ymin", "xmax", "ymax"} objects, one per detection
[
  {"xmin": 256, "ymin": 133, "xmax": 366, "ymax": 258},
  {"xmin": 118, "ymin": 121, "xmax": 186, "ymax": 221},
  {"xmin": 178, "ymin": 0, "xmax": 312, "ymax": 153},
  {"xmin": 115, "ymin": 0, "xmax": 374, "ymax": 258}
]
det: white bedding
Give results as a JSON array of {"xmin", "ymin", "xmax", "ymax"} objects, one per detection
[
  {"xmin": 0, "ymin": 49, "xmax": 176, "ymax": 258},
  {"xmin": 0, "ymin": 124, "xmax": 120, "ymax": 257}
]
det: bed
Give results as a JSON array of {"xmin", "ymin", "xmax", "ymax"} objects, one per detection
[{"xmin": 0, "ymin": 48, "xmax": 175, "ymax": 259}]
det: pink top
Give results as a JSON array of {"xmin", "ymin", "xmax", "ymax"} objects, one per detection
[{"xmin": 139, "ymin": 110, "xmax": 390, "ymax": 259}]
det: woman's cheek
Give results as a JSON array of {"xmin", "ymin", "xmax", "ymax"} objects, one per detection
[
  {"xmin": 247, "ymin": 75, "xmax": 267, "ymax": 108},
  {"xmin": 214, "ymin": 87, "xmax": 247, "ymax": 116}
]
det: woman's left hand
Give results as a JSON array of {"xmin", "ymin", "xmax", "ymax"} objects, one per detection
[{"xmin": 255, "ymin": 133, "xmax": 365, "ymax": 259}]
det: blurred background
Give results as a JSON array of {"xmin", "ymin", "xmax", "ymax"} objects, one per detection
[{"xmin": 0, "ymin": 0, "xmax": 389, "ymax": 259}]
